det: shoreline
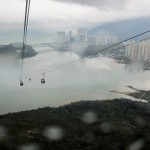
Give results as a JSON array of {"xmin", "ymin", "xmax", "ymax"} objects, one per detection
[{"xmin": 111, "ymin": 86, "xmax": 150, "ymax": 102}]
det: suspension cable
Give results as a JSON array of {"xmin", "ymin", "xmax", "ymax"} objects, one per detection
[{"xmin": 20, "ymin": 0, "xmax": 31, "ymax": 81}]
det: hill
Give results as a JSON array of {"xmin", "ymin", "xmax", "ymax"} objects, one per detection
[
  {"xmin": 0, "ymin": 99, "xmax": 150, "ymax": 150},
  {"xmin": 89, "ymin": 17, "xmax": 150, "ymax": 40},
  {"xmin": 0, "ymin": 42, "xmax": 37, "ymax": 58}
]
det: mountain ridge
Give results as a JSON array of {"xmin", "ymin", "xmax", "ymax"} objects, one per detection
[{"xmin": 89, "ymin": 17, "xmax": 150, "ymax": 40}]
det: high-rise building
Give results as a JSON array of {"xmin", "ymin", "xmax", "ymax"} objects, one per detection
[
  {"xmin": 96, "ymin": 36, "xmax": 118, "ymax": 46},
  {"xmin": 77, "ymin": 28, "xmax": 87, "ymax": 37},
  {"xmin": 68, "ymin": 31, "xmax": 75, "ymax": 43},
  {"xmin": 69, "ymin": 31, "xmax": 72, "ymax": 38},
  {"xmin": 77, "ymin": 28, "xmax": 87, "ymax": 47},
  {"xmin": 126, "ymin": 41, "xmax": 150, "ymax": 61},
  {"xmin": 57, "ymin": 31, "xmax": 66, "ymax": 43},
  {"xmin": 87, "ymin": 36, "xmax": 96, "ymax": 46}
]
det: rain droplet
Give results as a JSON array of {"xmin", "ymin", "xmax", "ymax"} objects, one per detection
[
  {"xmin": 82, "ymin": 111, "xmax": 97, "ymax": 124},
  {"xmin": 44, "ymin": 126, "xmax": 64, "ymax": 141},
  {"xmin": 128, "ymin": 139, "xmax": 145, "ymax": 150},
  {"xmin": 146, "ymin": 103, "xmax": 150, "ymax": 113},
  {"xmin": 135, "ymin": 117, "xmax": 145, "ymax": 127},
  {"xmin": 19, "ymin": 144, "xmax": 40, "ymax": 150},
  {"xmin": 83, "ymin": 132, "xmax": 95, "ymax": 143},
  {"xmin": 0, "ymin": 126, "xmax": 7, "ymax": 140},
  {"xmin": 100, "ymin": 122, "xmax": 111, "ymax": 133}
]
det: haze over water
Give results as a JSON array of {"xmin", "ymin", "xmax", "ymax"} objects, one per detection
[{"xmin": 0, "ymin": 46, "xmax": 150, "ymax": 114}]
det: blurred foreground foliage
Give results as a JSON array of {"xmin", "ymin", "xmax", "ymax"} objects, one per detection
[{"xmin": 0, "ymin": 98, "xmax": 150, "ymax": 150}]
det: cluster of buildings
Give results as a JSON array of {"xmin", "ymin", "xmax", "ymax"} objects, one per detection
[
  {"xmin": 88, "ymin": 36, "xmax": 118, "ymax": 46},
  {"xmin": 57, "ymin": 28, "xmax": 118, "ymax": 47},
  {"xmin": 126, "ymin": 41, "xmax": 150, "ymax": 61},
  {"xmin": 56, "ymin": 28, "xmax": 150, "ymax": 62}
]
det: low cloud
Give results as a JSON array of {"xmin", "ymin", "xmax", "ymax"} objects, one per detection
[
  {"xmin": 0, "ymin": 0, "xmax": 150, "ymax": 43},
  {"xmin": 54, "ymin": 0, "xmax": 128, "ymax": 10}
]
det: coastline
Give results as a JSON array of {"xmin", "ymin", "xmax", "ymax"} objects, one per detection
[{"xmin": 111, "ymin": 86, "xmax": 150, "ymax": 102}]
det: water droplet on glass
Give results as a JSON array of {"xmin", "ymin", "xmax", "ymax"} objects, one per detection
[
  {"xmin": 128, "ymin": 139, "xmax": 145, "ymax": 150},
  {"xmin": 44, "ymin": 126, "xmax": 64, "ymax": 141},
  {"xmin": 83, "ymin": 132, "xmax": 95, "ymax": 143},
  {"xmin": 82, "ymin": 111, "xmax": 97, "ymax": 124},
  {"xmin": 135, "ymin": 117, "xmax": 145, "ymax": 127},
  {"xmin": 100, "ymin": 122, "xmax": 111, "ymax": 133},
  {"xmin": 0, "ymin": 126, "xmax": 7, "ymax": 140},
  {"xmin": 19, "ymin": 144, "xmax": 40, "ymax": 150},
  {"xmin": 146, "ymin": 103, "xmax": 150, "ymax": 113}
]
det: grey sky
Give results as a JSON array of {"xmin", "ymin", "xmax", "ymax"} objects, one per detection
[{"xmin": 0, "ymin": 0, "xmax": 150, "ymax": 43}]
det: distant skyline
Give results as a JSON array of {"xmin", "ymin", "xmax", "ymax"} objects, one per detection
[{"xmin": 0, "ymin": 0, "xmax": 150, "ymax": 44}]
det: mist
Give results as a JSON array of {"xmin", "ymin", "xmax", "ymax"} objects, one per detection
[{"xmin": 0, "ymin": 48, "xmax": 150, "ymax": 114}]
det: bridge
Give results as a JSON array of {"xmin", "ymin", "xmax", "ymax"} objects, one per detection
[
  {"xmin": 37, "ymin": 49, "xmax": 54, "ymax": 54},
  {"xmin": 31, "ymin": 44, "xmax": 48, "ymax": 47}
]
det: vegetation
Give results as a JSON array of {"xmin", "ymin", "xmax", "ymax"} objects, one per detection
[
  {"xmin": 128, "ymin": 90, "xmax": 150, "ymax": 101},
  {"xmin": 0, "ymin": 42, "xmax": 37, "ymax": 58},
  {"xmin": 82, "ymin": 44, "xmax": 131, "ymax": 64},
  {"xmin": 144, "ymin": 62, "xmax": 150, "ymax": 70},
  {"xmin": 83, "ymin": 44, "xmax": 126, "ymax": 57},
  {"xmin": 83, "ymin": 45, "xmax": 150, "ymax": 71},
  {"xmin": 0, "ymin": 99, "xmax": 150, "ymax": 150}
]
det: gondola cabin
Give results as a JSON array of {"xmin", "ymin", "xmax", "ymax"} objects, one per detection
[
  {"xmin": 20, "ymin": 80, "xmax": 24, "ymax": 86},
  {"xmin": 41, "ymin": 78, "xmax": 45, "ymax": 84}
]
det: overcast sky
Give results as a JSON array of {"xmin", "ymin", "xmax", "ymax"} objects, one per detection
[{"xmin": 0, "ymin": 0, "xmax": 150, "ymax": 44}]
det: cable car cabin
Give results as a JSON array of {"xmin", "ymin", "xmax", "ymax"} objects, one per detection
[
  {"xmin": 41, "ymin": 78, "xmax": 45, "ymax": 84},
  {"xmin": 20, "ymin": 80, "xmax": 24, "ymax": 86}
]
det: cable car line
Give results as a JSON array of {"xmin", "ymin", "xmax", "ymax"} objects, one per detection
[{"xmin": 20, "ymin": 0, "xmax": 31, "ymax": 86}]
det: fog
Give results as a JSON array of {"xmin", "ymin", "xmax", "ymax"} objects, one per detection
[{"xmin": 0, "ymin": 47, "xmax": 150, "ymax": 114}]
